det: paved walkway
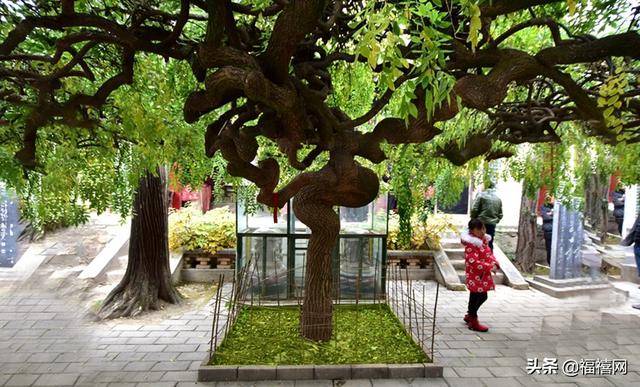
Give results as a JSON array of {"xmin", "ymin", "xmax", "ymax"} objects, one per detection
[{"xmin": 1, "ymin": 278, "xmax": 639, "ymax": 387}]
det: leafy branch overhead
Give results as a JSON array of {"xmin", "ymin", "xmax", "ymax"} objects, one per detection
[{"xmin": 1, "ymin": 0, "xmax": 639, "ymax": 210}]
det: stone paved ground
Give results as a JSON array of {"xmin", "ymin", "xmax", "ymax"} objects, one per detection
[{"xmin": 1, "ymin": 278, "xmax": 639, "ymax": 387}]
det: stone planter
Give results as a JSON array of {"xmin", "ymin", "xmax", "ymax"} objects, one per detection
[
  {"xmin": 198, "ymin": 361, "xmax": 443, "ymax": 382},
  {"xmin": 198, "ymin": 297, "xmax": 443, "ymax": 382},
  {"xmin": 387, "ymin": 250, "xmax": 436, "ymax": 280},
  {"xmin": 180, "ymin": 248, "xmax": 236, "ymax": 282}
]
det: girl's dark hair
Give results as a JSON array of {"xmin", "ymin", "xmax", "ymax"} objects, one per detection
[{"xmin": 468, "ymin": 218, "xmax": 485, "ymax": 230}]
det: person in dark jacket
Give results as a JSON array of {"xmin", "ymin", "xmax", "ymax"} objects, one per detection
[
  {"xmin": 622, "ymin": 214, "xmax": 640, "ymax": 309},
  {"xmin": 540, "ymin": 196, "xmax": 554, "ymax": 265},
  {"xmin": 470, "ymin": 182, "xmax": 503, "ymax": 250},
  {"xmin": 612, "ymin": 188, "xmax": 625, "ymax": 235}
]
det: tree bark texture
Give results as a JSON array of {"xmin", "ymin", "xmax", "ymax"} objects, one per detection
[
  {"xmin": 515, "ymin": 190, "xmax": 538, "ymax": 273},
  {"xmin": 97, "ymin": 167, "xmax": 181, "ymax": 319},
  {"xmin": 584, "ymin": 174, "xmax": 609, "ymax": 243},
  {"xmin": 293, "ymin": 186, "xmax": 340, "ymax": 341}
]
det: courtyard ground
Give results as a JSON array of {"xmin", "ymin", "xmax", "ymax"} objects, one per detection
[
  {"xmin": 1, "ymin": 214, "xmax": 639, "ymax": 386},
  {"xmin": 1, "ymin": 279, "xmax": 639, "ymax": 387}
]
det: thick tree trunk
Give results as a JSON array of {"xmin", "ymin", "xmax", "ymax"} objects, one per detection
[
  {"xmin": 293, "ymin": 186, "xmax": 340, "ymax": 341},
  {"xmin": 97, "ymin": 167, "xmax": 181, "ymax": 319},
  {"xmin": 584, "ymin": 174, "xmax": 609, "ymax": 243},
  {"xmin": 515, "ymin": 189, "xmax": 538, "ymax": 273},
  {"xmin": 585, "ymin": 174, "xmax": 597, "ymax": 226},
  {"xmin": 597, "ymin": 181, "xmax": 609, "ymax": 243}
]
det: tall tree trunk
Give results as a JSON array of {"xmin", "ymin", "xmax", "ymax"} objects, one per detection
[
  {"xmin": 98, "ymin": 167, "xmax": 181, "ymax": 319},
  {"xmin": 584, "ymin": 174, "xmax": 609, "ymax": 243},
  {"xmin": 515, "ymin": 188, "xmax": 538, "ymax": 273},
  {"xmin": 596, "ymin": 175, "xmax": 610, "ymax": 243},
  {"xmin": 585, "ymin": 174, "xmax": 598, "ymax": 227},
  {"xmin": 293, "ymin": 186, "xmax": 340, "ymax": 341}
]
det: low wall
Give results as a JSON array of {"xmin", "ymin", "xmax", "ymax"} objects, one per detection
[{"xmin": 387, "ymin": 250, "xmax": 435, "ymax": 280}]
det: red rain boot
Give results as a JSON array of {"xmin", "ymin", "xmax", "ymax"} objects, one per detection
[
  {"xmin": 463, "ymin": 314, "xmax": 471, "ymax": 323},
  {"xmin": 467, "ymin": 317, "xmax": 489, "ymax": 332}
]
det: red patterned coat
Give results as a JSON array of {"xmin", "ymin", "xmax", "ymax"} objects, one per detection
[{"xmin": 460, "ymin": 231, "xmax": 499, "ymax": 293}]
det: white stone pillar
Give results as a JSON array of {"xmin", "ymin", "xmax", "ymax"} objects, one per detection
[{"xmin": 622, "ymin": 184, "xmax": 638, "ymax": 239}]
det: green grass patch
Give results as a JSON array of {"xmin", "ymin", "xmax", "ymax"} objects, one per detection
[
  {"xmin": 211, "ymin": 304, "xmax": 429, "ymax": 365},
  {"xmin": 534, "ymin": 264, "xmax": 550, "ymax": 276}
]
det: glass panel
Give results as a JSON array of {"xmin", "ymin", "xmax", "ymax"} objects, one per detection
[
  {"xmin": 291, "ymin": 237, "xmax": 308, "ymax": 297},
  {"xmin": 338, "ymin": 237, "xmax": 382, "ymax": 299},
  {"xmin": 237, "ymin": 200, "xmax": 248, "ymax": 234},
  {"xmin": 336, "ymin": 195, "xmax": 389, "ymax": 235},
  {"xmin": 238, "ymin": 200, "xmax": 289, "ymax": 234},
  {"xmin": 340, "ymin": 205, "xmax": 372, "ymax": 234},
  {"xmin": 245, "ymin": 236, "xmax": 288, "ymax": 299},
  {"xmin": 372, "ymin": 194, "xmax": 389, "ymax": 234}
]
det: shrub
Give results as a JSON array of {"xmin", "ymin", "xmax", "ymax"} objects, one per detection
[
  {"xmin": 168, "ymin": 205, "xmax": 236, "ymax": 254},
  {"xmin": 388, "ymin": 213, "xmax": 459, "ymax": 250}
]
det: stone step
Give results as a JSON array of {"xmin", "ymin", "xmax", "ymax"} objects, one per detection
[
  {"xmin": 526, "ymin": 277, "xmax": 613, "ymax": 298},
  {"xmin": 440, "ymin": 239, "xmax": 460, "ymax": 249},
  {"xmin": 450, "ymin": 259, "xmax": 465, "ymax": 270},
  {"xmin": 444, "ymin": 249, "xmax": 465, "ymax": 261}
]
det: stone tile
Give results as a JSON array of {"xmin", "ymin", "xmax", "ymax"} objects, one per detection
[
  {"xmin": 479, "ymin": 377, "xmax": 524, "ymax": 386},
  {"xmin": 488, "ymin": 366, "xmax": 526, "ymax": 377},
  {"xmin": 176, "ymin": 352, "xmax": 207, "ymax": 361},
  {"xmin": 143, "ymin": 352, "xmax": 182, "ymax": 361},
  {"xmin": 118, "ymin": 331, "xmax": 149, "ymax": 339},
  {"xmin": 5, "ymin": 374, "xmax": 40, "ymax": 386},
  {"xmin": 156, "ymin": 338, "xmax": 188, "ymax": 345},
  {"xmin": 574, "ymin": 378, "xmax": 616, "ymax": 387},
  {"xmin": 338, "ymin": 380, "xmax": 373, "ymax": 387},
  {"xmin": 0, "ymin": 375, "xmax": 10, "ymax": 385},
  {"xmin": 291, "ymin": 381, "xmax": 333, "ymax": 387},
  {"xmin": 32, "ymin": 373, "xmax": 80, "ymax": 386},
  {"xmin": 170, "ymin": 344, "xmax": 200, "ymax": 352},
  {"xmin": 33, "ymin": 362, "xmax": 71, "ymax": 373},
  {"xmin": 406, "ymin": 378, "xmax": 448, "ymax": 387},
  {"xmin": 460, "ymin": 357, "xmax": 499, "ymax": 367},
  {"xmin": 27, "ymin": 352, "xmax": 60, "ymax": 363},
  {"xmin": 137, "ymin": 344, "xmax": 167, "ymax": 352},
  {"xmin": 123, "ymin": 362, "xmax": 157, "ymax": 372},
  {"xmin": 112, "ymin": 324, "xmax": 142, "ymax": 331},
  {"xmin": 126, "ymin": 372, "xmax": 167, "ymax": 383},
  {"xmin": 495, "ymin": 357, "xmax": 526, "ymax": 366},
  {"xmin": 159, "ymin": 371, "xmax": 198, "ymax": 382},
  {"xmin": 452, "ymin": 367, "xmax": 493, "ymax": 378},
  {"xmin": 151, "ymin": 361, "xmax": 192, "ymax": 371},
  {"xmin": 114, "ymin": 352, "xmax": 147, "ymax": 362},
  {"xmin": 442, "ymin": 378, "xmax": 480, "ymax": 387},
  {"xmin": 442, "ymin": 368, "xmax": 457, "ymax": 378},
  {"xmin": 371, "ymin": 379, "xmax": 410, "ymax": 387}
]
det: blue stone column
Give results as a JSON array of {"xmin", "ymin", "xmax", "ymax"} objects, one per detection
[{"xmin": 549, "ymin": 200, "xmax": 584, "ymax": 280}]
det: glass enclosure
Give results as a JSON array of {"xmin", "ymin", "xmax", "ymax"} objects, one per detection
[{"xmin": 237, "ymin": 195, "xmax": 389, "ymax": 300}]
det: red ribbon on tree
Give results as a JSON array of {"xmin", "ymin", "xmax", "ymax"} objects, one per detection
[{"xmin": 272, "ymin": 192, "xmax": 279, "ymax": 223}]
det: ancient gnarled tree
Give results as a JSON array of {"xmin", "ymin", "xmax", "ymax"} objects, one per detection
[{"xmin": 1, "ymin": 0, "xmax": 639, "ymax": 340}]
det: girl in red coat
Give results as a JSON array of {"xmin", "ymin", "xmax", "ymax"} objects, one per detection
[{"xmin": 460, "ymin": 218, "xmax": 500, "ymax": 332}]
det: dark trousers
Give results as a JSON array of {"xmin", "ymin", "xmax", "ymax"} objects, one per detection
[
  {"xmin": 467, "ymin": 291, "xmax": 488, "ymax": 318},
  {"xmin": 544, "ymin": 231, "xmax": 552, "ymax": 265},
  {"xmin": 485, "ymin": 223, "xmax": 496, "ymax": 250},
  {"xmin": 616, "ymin": 218, "xmax": 623, "ymax": 235}
]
